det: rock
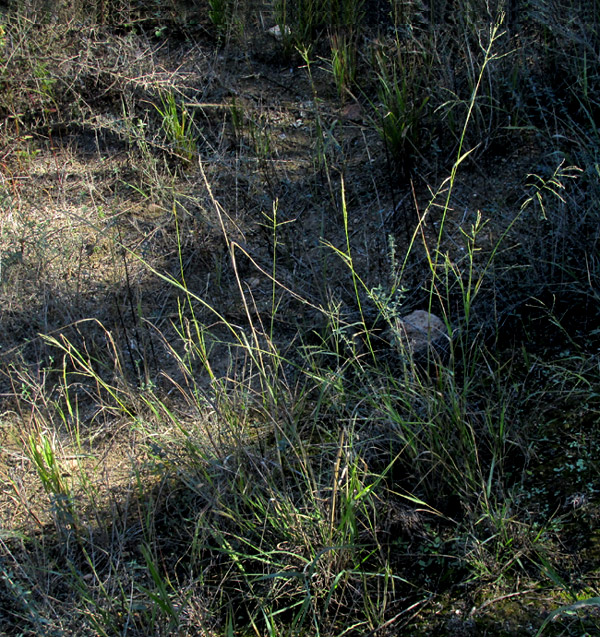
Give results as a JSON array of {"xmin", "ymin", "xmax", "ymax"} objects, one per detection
[
  {"xmin": 388, "ymin": 309, "xmax": 448, "ymax": 357},
  {"xmin": 266, "ymin": 24, "xmax": 291, "ymax": 40},
  {"xmin": 340, "ymin": 102, "xmax": 363, "ymax": 122}
]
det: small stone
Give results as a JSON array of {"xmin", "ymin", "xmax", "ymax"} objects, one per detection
[
  {"xmin": 266, "ymin": 24, "xmax": 291, "ymax": 40},
  {"xmin": 340, "ymin": 103, "xmax": 363, "ymax": 122},
  {"xmin": 387, "ymin": 309, "xmax": 448, "ymax": 357}
]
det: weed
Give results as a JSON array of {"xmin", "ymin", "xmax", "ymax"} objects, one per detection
[
  {"xmin": 539, "ymin": 597, "xmax": 600, "ymax": 636},
  {"xmin": 369, "ymin": 35, "xmax": 431, "ymax": 177},
  {"xmin": 329, "ymin": 31, "xmax": 358, "ymax": 102},
  {"xmin": 275, "ymin": 0, "xmax": 365, "ymax": 48},
  {"xmin": 208, "ymin": 0, "xmax": 242, "ymax": 43},
  {"xmin": 229, "ymin": 96, "xmax": 244, "ymax": 143},
  {"xmin": 27, "ymin": 431, "xmax": 78, "ymax": 530},
  {"xmin": 154, "ymin": 91, "xmax": 197, "ymax": 165}
]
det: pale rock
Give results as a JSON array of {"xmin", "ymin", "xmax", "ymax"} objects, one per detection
[
  {"xmin": 389, "ymin": 309, "xmax": 448, "ymax": 356},
  {"xmin": 266, "ymin": 24, "xmax": 291, "ymax": 40}
]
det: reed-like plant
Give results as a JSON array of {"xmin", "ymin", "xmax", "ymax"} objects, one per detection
[
  {"xmin": 329, "ymin": 31, "xmax": 358, "ymax": 102},
  {"xmin": 154, "ymin": 91, "xmax": 197, "ymax": 164},
  {"xmin": 275, "ymin": 0, "xmax": 364, "ymax": 48},
  {"xmin": 369, "ymin": 36, "xmax": 431, "ymax": 176}
]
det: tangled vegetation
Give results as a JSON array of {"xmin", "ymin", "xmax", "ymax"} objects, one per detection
[{"xmin": 0, "ymin": 0, "xmax": 599, "ymax": 635}]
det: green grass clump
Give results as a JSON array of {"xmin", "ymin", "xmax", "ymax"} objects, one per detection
[{"xmin": 275, "ymin": 0, "xmax": 365, "ymax": 48}]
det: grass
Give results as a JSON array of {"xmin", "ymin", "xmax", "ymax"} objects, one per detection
[{"xmin": 0, "ymin": 0, "xmax": 599, "ymax": 635}]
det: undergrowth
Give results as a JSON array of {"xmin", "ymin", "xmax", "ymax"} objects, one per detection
[{"xmin": 0, "ymin": 0, "xmax": 599, "ymax": 636}]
